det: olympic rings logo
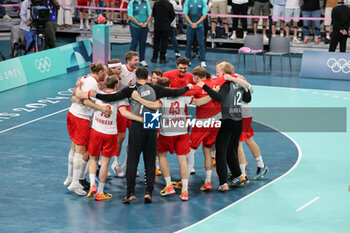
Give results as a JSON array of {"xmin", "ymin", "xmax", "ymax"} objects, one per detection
[
  {"xmin": 35, "ymin": 57, "xmax": 52, "ymax": 73},
  {"xmin": 326, "ymin": 58, "xmax": 350, "ymax": 73}
]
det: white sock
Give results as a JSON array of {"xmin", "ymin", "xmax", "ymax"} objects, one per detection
[
  {"xmin": 72, "ymin": 153, "xmax": 83, "ymax": 185},
  {"xmin": 256, "ymin": 156, "xmax": 264, "ymax": 168},
  {"xmin": 114, "ymin": 156, "xmax": 120, "ymax": 165},
  {"xmin": 240, "ymin": 164, "xmax": 246, "ymax": 177},
  {"xmin": 187, "ymin": 148, "xmax": 196, "ymax": 171},
  {"xmin": 89, "ymin": 174, "xmax": 96, "ymax": 186},
  {"xmin": 85, "ymin": 20, "xmax": 89, "ymax": 26},
  {"xmin": 164, "ymin": 176, "xmax": 171, "ymax": 186},
  {"xmin": 80, "ymin": 19, "xmax": 83, "ymax": 25},
  {"xmin": 67, "ymin": 149, "xmax": 74, "ymax": 178},
  {"xmin": 205, "ymin": 170, "xmax": 212, "ymax": 182},
  {"xmin": 156, "ymin": 156, "xmax": 160, "ymax": 169},
  {"xmin": 80, "ymin": 160, "xmax": 88, "ymax": 180},
  {"xmin": 98, "ymin": 183, "xmax": 105, "ymax": 193},
  {"xmin": 182, "ymin": 179, "xmax": 188, "ymax": 191}
]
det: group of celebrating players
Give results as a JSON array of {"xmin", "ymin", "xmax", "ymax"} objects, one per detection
[{"xmin": 64, "ymin": 50, "xmax": 269, "ymax": 203}]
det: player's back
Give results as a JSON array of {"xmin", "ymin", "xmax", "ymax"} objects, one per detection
[
  {"xmin": 69, "ymin": 75, "xmax": 98, "ymax": 120},
  {"xmin": 159, "ymin": 96, "xmax": 193, "ymax": 136},
  {"xmin": 91, "ymin": 90, "xmax": 120, "ymax": 135}
]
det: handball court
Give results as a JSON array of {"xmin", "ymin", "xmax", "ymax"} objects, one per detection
[{"xmin": 0, "ymin": 44, "xmax": 349, "ymax": 233}]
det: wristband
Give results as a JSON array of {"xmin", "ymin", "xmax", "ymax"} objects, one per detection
[{"xmin": 88, "ymin": 90, "xmax": 91, "ymax": 100}]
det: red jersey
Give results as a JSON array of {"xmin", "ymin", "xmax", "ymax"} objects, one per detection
[
  {"xmin": 163, "ymin": 70, "xmax": 194, "ymax": 88},
  {"xmin": 187, "ymin": 77, "xmax": 227, "ymax": 119}
]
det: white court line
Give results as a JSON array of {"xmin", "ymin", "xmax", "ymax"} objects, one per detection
[
  {"xmin": 0, "ymin": 108, "xmax": 69, "ymax": 134},
  {"xmin": 176, "ymin": 120, "xmax": 302, "ymax": 233},
  {"xmin": 296, "ymin": 197, "xmax": 320, "ymax": 212}
]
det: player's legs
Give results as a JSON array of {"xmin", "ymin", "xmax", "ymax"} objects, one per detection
[
  {"xmin": 63, "ymin": 142, "xmax": 75, "ymax": 186},
  {"xmin": 238, "ymin": 142, "xmax": 247, "ymax": 177},
  {"xmin": 87, "ymin": 155, "xmax": 99, "ymax": 198}
]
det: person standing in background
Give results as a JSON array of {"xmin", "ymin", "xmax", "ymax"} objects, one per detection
[
  {"xmin": 183, "ymin": 0, "xmax": 208, "ymax": 68},
  {"xmin": 328, "ymin": 0, "xmax": 350, "ymax": 52},
  {"xmin": 151, "ymin": 0, "xmax": 175, "ymax": 63},
  {"xmin": 285, "ymin": 0, "xmax": 302, "ymax": 43},
  {"xmin": 301, "ymin": 0, "xmax": 321, "ymax": 44},
  {"xmin": 324, "ymin": 0, "xmax": 338, "ymax": 44},
  {"xmin": 57, "ymin": 0, "xmax": 72, "ymax": 29},
  {"xmin": 230, "ymin": 0, "xmax": 249, "ymax": 40},
  {"xmin": 127, "ymin": 0, "xmax": 152, "ymax": 67},
  {"xmin": 44, "ymin": 0, "xmax": 60, "ymax": 48}
]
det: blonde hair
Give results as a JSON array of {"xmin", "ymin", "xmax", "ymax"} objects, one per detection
[{"xmin": 216, "ymin": 61, "xmax": 234, "ymax": 74}]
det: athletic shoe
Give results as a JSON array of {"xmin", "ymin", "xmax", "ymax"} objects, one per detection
[
  {"xmin": 122, "ymin": 194, "xmax": 136, "ymax": 204},
  {"xmin": 229, "ymin": 176, "xmax": 249, "ymax": 187},
  {"xmin": 263, "ymin": 34, "xmax": 269, "ymax": 43},
  {"xmin": 314, "ymin": 40, "xmax": 319, "ymax": 45},
  {"xmin": 303, "ymin": 39, "xmax": 309, "ymax": 44},
  {"xmin": 200, "ymin": 61, "xmax": 207, "ymax": 68},
  {"xmin": 156, "ymin": 168, "xmax": 162, "ymax": 176},
  {"xmin": 80, "ymin": 24, "xmax": 84, "ymax": 30},
  {"xmin": 144, "ymin": 193, "xmax": 152, "ymax": 203},
  {"xmin": 224, "ymin": 33, "xmax": 229, "ymax": 39},
  {"xmin": 253, "ymin": 165, "xmax": 269, "ymax": 180},
  {"xmin": 79, "ymin": 179, "xmax": 90, "ymax": 191},
  {"xmin": 172, "ymin": 180, "xmax": 182, "ymax": 189},
  {"xmin": 68, "ymin": 183, "xmax": 87, "ymax": 196},
  {"xmin": 293, "ymin": 37, "xmax": 301, "ymax": 44},
  {"xmin": 188, "ymin": 62, "xmax": 191, "ymax": 66},
  {"xmin": 191, "ymin": 51, "xmax": 198, "ymax": 59},
  {"xmin": 110, "ymin": 21, "xmax": 114, "ymax": 26},
  {"xmin": 175, "ymin": 53, "xmax": 181, "ymax": 59},
  {"xmin": 217, "ymin": 183, "xmax": 229, "ymax": 192},
  {"xmin": 151, "ymin": 58, "xmax": 157, "ymax": 63},
  {"xmin": 211, "ymin": 32, "xmax": 216, "ymax": 39},
  {"xmin": 87, "ymin": 185, "xmax": 97, "ymax": 198},
  {"xmin": 280, "ymin": 33, "xmax": 284, "ymax": 37},
  {"xmin": 140, "ymin": 60, "xmax": 148, "ymax": 67},
  {"xmin": 112, "ymin": 163, "xmax": 125, "ymax": 178},
  {"xmin": 180, "ymin": 191, "xmax": 188, "ymax": 201},
  {"xmin": 63, "ymin": 176, "xmax": 72, "ymax": 186},
  {"xmin": 212, "ymin": 158, "xmax": 216, "ymax": 166},
  {"xmin": 230, "ymin": 33, "xmax": 236, "ymax": 40},
  {"xmin": 3, "ymin": 15, "xmax": 12, "ymax": 21},
  {"xmin": 324, "ymin": 37, "xmax": 331, "ymax": 44},
  {"xmin": 160, "ymin": 185, "xmax": 176, "ymax": 196},
  {"xmin": 85, "ymin": 23, "xmax": 91, "ymax": 31},
  {"xmin": 160, "ymin": 59, "xmax": 169, "ymax": 64},
  {"xmin": 200, "ymin": 181, "xmax": 212, "ymax": 191},
  {"xmin": 189, "ymin": 168, "xmax": 195, "ymax": 175},
  {"xmin": 95, "ymin": 192, "xmax": 113, "ymax": 201}
]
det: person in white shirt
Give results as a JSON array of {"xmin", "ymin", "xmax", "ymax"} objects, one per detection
[
  {"xmin": 285, "ymin": 0, "xmax": 301, "ymax": 43},
  {"xmin": 87, "ymin": 75, "xmax": 143, "ymax": 200},
  {"xmin": 230, "ymin": 0, "xmax": 249, "ymax": 40},
  {"xmin": 64, "ymin": 63, "xmax": 109, "ymax": 196}
]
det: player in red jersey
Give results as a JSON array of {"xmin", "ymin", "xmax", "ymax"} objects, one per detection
[
  {"xmin": 87, "ymin": 75, "xmax": 142, "ymax": 200},
  {"xmin": 184, "ymin": 66, "xmax": 227, "ymax": 191},
  {"xmin": 162, "ymin": 57, "xmax": 195, "ymax": 88}
]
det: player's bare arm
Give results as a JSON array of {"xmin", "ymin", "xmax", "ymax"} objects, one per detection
[
  {"xmin": 119, "ymin": 106, "xmax": 143, "ymax": 123},
  {"xmin": 131, "ymin": 90, "xmax": 162, "ymax": 110}
]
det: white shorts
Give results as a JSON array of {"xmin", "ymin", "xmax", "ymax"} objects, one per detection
[
  {"xmin": 284, "ymin": 8, "xmax": 300, "ymax": 23},
  {"xmin": 324, "ymin": 7, "xmax": 333, "ymax": 26},
  {"xmin": 272, "ymin": 5, "xmax": 285, "ymax": 22}
]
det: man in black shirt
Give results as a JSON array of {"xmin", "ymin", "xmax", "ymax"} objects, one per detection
[
  {"xmin": 151, "ymin": 0, "xmax": 176, "ymax": 63},
  {"xmin": 329, "ymin": 0, "xmax": 350, "ymax": 52},
  {"xmin": 78, "ymin": 67, "xmax": 192, "ymax": 203}
]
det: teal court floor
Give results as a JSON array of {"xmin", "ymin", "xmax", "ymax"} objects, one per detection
[{"xmin": 0, "ymin": 43, "xmax": 349, "ymax": 233}]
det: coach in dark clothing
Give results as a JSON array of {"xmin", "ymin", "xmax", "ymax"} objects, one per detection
[
  {"xmin": 151, "ymin": 0, "xmax": 176, "ymax": 63},
  {"xmin": 93, "ymin": 67, "xmax": 191, "ymax": 203},
  {"xmin": 329, "ymin": 0, "xmax": 350, "ymax": 52}
]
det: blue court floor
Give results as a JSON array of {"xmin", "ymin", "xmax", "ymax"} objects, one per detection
[{"xmin": 0, "ymin": 44, "xmax": 349, "ymax": 233}]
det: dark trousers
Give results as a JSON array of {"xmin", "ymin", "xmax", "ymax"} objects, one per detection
[
  {"xmin": 152, "ymin": 30, "xmax": 170, "ymax": 60},
  {"xmin": 193, "ymin": 17, "xmax": 209, "ymax": 54},
  {"xmin": 126, "ymin": 121, "xmax": 157, "ymax": 196},
  {"xmin": 329, "ymin": 31, "xmax": 348, "ymax": 52},
  {"xmin": 130, "ymin": 25, "xmax": 148, "ymax": 61},
  {"xmin": 232, "ymin": 3, "xmax": 248, "ymax": 31},
  {"xmin": 45, "ymin": 21, "xmax": 57, "ymax": 49},
  {"xmin": 215, "ymin": 119, "xmax": 242, "ymax": 185}
]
